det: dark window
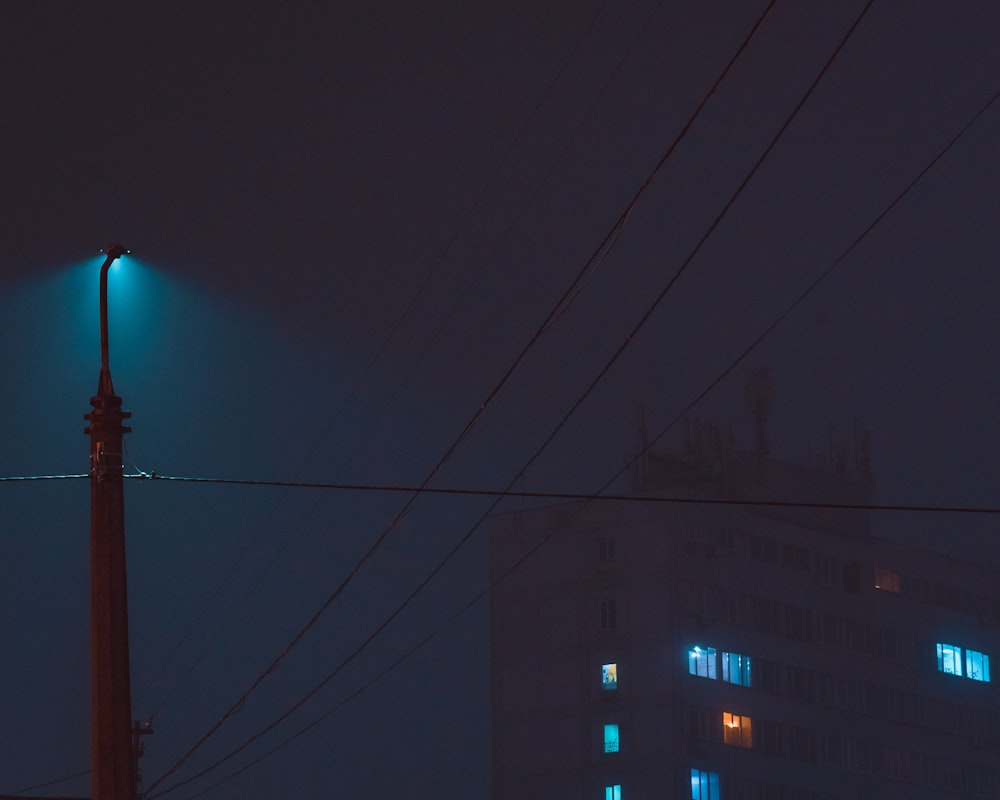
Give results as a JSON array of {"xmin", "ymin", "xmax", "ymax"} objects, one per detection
[
  {"xmin": 755, "ymin": 719, "xmax": 782, "ymax": 755},
  {"xmin": 787, "ymin": 666, "xmax": 814, "ymax": 701},
  {"xmin": 598, "ymin": 536, "xmax": 616, "ymax": 563},
  {"xmin": 600, "ymin": 599, "xmax": 617, "ymax": 631},
  {"xmin": 756, "ymin": 659, "xmax": 782, "ymax": 694},
  {"xmin": 842, "ymin": 562, "xmax": 862, "ymax": 593}
]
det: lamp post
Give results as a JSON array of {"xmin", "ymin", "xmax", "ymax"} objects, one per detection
[{"xmin": 84, "ymin": 244, "xmax": 135, "ymax": 800}]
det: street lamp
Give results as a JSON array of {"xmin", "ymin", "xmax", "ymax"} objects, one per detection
[
  {"xmin": 96, "ymin": 244, "xmax": 129, "ymax": 397},
  {"xmin": 84, "ymin": 243, "xmax": 136, "ymax": 800}
]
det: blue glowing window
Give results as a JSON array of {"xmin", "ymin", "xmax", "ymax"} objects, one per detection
[
  {"xmin": 722, "ymin": 652, "xmax": 751, "ymax": 686},
  {"xmin": 691, "ymin": 768, "xmax": 720, "ymax": 800},
  {"xmin": 602, "ymin": 663, "xmax": 618, "ymax": 690},
  {"xmin": 605, "ymin": 785, "xmax": 621, "ymax": 800},
  {"xmin": 688, "ymin": 646, "xmax": 717, "ymax": 679},
  {"xmin": 966, "ymin": 649, "xmax": 991, "ymax": 682},
  {"xmin": 603, "ymin": 724, "xmax": 620, "ymax": 753},
  {"xmin": 937, "ymin": 642, "xmax": 991, "ymax": 682},
  {"xmin": 938, "ymin": 642, "xmax": 963, "ymax": 676}
]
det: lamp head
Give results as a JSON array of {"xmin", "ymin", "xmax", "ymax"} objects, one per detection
[{"xmin": 100, "ymin": 243, "xmax": 131, "ymax": 260}]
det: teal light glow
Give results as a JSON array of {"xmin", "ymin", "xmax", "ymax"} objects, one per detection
[
  {"xmin": 966, "ymin": 649, "xmax": 990, "ymax": 682},
  {"xmin": 938, "ymin": 642, "xmax": 991, "ymax": 682},
  {"xmin": 722, "ymin": 652, "xmax": 751, "ymax": 686},
  {"xmin": 691, "ymin": 768, "xmax": 720, "ymax": 800},
  {"xmin": 937, "ymin": 642, "xmax": 962, "ymax": 676},
  {"xmin": 603, "ymin": 724, "xmax": 619, "ymax": 753},
  {"xmin": 688, "ymin": 645, "xmax": 717, "ymax": 679},
  {"xmin": 605, "ymin": 784, "xmax": 621, "ymax": 800}
]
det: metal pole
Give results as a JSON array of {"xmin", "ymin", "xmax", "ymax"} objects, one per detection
[{"xmin": 84, "ymin": 244, "xmax": 134, "ymax": 800}]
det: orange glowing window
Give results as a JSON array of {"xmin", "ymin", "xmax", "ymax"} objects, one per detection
[{"xmin": 722, "ymin": 712, "xmax": 752, "ymax": 748}]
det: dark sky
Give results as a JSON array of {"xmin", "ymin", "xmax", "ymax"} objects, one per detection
[{"xmin": 1, "ymin": 2, "xmax": 998, "ymax": 798}]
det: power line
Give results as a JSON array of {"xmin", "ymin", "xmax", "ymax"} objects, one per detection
[
  {"xmin": 598, "ymin": 84, "xmax": 1000, "ymax": 507},
  {"xmin": 329, "ymin": 0, "xmax": 668, "ymax": 479},
  {"xmin": 0, "ymin": 474, "xmax": 87, "ymax": 482},
  {"xmin": 145, "ymin": 2, "xmax": 794, "ymax": 794},
  {"xmin": 144, "ymin": 0, "xmax": 752, "ymax": 789},
  {"xmin": 153, "ymin": 39, "xmax": 1000, "ymax": 798},
  {"xmin": 123, "ymin": 474, "xmax": 1000, "ymax": 515},
  {"xmin": 6, "ymin": 470, "xmax": 996, "ymax": 516},
  {"xmin": 1, "ymin": 769, "xmax": 90, "ymax": 796}
]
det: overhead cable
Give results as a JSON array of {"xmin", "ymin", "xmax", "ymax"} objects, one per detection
[
  {"xmin": 124, "ymin": 474, "xmax": 999, "ymax": 515},
  {"xmin": 159, "ymin": 51, "xmax": 1000, "ymax": 800},
  {"xmin": 145, "ymin": 2, "xmax": 795, "ymax": 794}
]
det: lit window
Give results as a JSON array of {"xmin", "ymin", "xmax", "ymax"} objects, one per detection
[
  {"xmin": 603, "ymin": 724, "xmax": 620, "ymax": 753},
  {"xmin": 874, "ymin": 568, "xmax": 900, "ymax": 592},
  {"xmin": 936, "ymin": 642, "xmax": 992, "ymax": 682},
  {"xmin": 938, "ymin": 642, "xmax": 963, "ymax": 676},
  {"xmin": 688, "ymin": 646, "xmax": 717, "ymax": 679},
  {"xmin": 605, "ymin": 785, "xmax": 621, "ymax": 800},
  {"xmin": 602, "ymin": 663, "xmax": 618, "ymax": 690},
  {"xmin": 722, "ymin": 651, "xmax": 751, "ymax": 686},
  {"xmin": 966, "ymin": 649, "xmax": 991, "ymax": 682},
  {"xmin": 691, "ymin": 769, "xmax": 720, "ymax": 800},
  {"xmin": 723, "ymin": 712, "xmax": 752, "ymax": 748}
]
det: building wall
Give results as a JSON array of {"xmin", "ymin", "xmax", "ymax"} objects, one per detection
[{"xmin": 490, "ymin": 454, "xmax": 1000, "ymax": 799}]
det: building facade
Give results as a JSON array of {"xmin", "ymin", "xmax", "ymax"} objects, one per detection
[{"xmin": 490, "ymin": 441, "xmax": 999, "ymax": 799}]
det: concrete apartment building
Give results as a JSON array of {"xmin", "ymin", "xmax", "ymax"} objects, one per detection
[{"xmin": 490, "ymin": 420, "xmax": 998, "ymax": 799}]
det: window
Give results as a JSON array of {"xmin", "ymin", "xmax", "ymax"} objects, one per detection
[
  {"xmin": 603, "ymin": 724, "xmax": 620, "ymax": 753},
  {"xmin": 689, "ymin": 646, "xmax": 717, "ymax": 679},
  {"xmin": 602, "ymin": 663, "xmax": 618, "ymax": 690},
  {"xmin": 723, "ymin": 712, "xmax": 752, "ymax": 748},
  {"xmin": 600, "ymin": 599, "xmax": 617, "ymax": 631},
  {"xmin": 691, "ymin": 769, "xmax": 720, "ymax": 800},
  {"xmin": 966, "ymin": 649, "xmax": 991, "ymax": 682},
  {"xmin": 938, "ymin": 642, "xmax": 962, "ymax": 675},
  {"xmin": 874, "ymin": 567, "xmax": 900, "ymax": 592},
  {"xmin": 689, "ymin": 707, "xmax": 713, "ymax": 741},
  {"xmin": 756, "ymin": 659, "xmax": 781, "ymax": 694},
  {"xmin": 938, "ymin": 642, "xmax": 991, "ymax": 682},
  {"xmin": 787, "ymin": 666, "xmax": 814, "ymax": 701},
  {"xmin": 755, "ymin": 719, "xmax": 783, "ymax": 756},
  {"xmin": 605, "ymin": 785, "xmax": 621, "ymax": 800},
  {"xmin": 842, "ymin": 561, "xmax": 862, "ymax": 592},
  {"xmin": 722, "ymin": 651, "xmax": 751, "ymax": 686},
  {"xmin": 598, "ymin": 536, "xmax": 616, "ymax": 562}
]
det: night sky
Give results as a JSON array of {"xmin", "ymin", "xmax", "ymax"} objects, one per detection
[{"xmin": 2, "ymin": 2, "xmax": 998, "ymax": 798}]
